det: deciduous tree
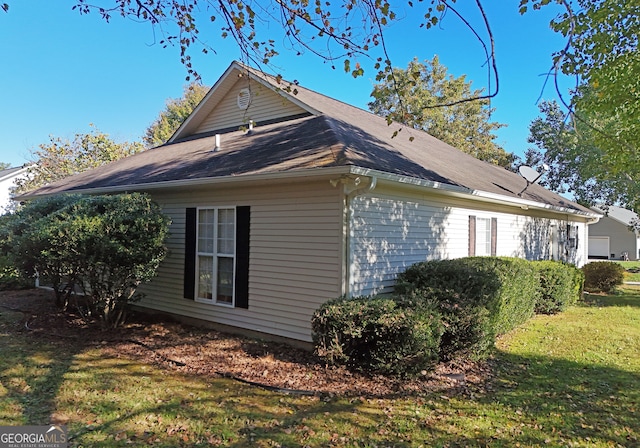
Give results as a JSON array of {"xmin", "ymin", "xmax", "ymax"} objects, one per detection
[
  {"xmin": 525, "ymin": 99, "xmax": 640, "ymax": 212},
  {"xmin": 144, "ymin": 82, "xmax": 209, "ymax": 148},
  {"xmin": 15, "ymin": 126, "xmax": 144, "ymax": 195},
  {"xmin": 4, "ymin": 1, "xmax": 636, "ymax": 204},
  {"xmin": 523, "ymin": 0, "xmax": 639, "ymax": 210},
  {"xmin": 369, "ymin": 57, "xmax": 513, "ymax": 168}
]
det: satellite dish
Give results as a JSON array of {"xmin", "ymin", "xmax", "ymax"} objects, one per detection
[
  {"xmin": 517, "ymin": 165, "xmax": 548, "ymax": 196},
  {"xmin": 519, "ymin": 165, "xmax": 542, "ymax": 183}
]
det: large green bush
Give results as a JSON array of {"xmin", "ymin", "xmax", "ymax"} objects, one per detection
[
  {"xmin": 582, "ymin": 261, "xmax": 624, "ymax": 293},
  {"xmin": 313, "ymin": 257, "xmax": 583, "ymax": 377},
  {"xmin": 311, "ymin": 295, "xmax": 443, "ymax": 377},
  {"xmin": 0, "ymin": 254, "xmax": 33, "ymax": 291},
  {"xmin": 395, "ymin": 257, "xmax": 539, "ymax": 361},
  {"xmin": 0, "ymin": 195, "xmax": 80, "ymax": 302},
  {"xmin": 533, "ymin": 261, "xmax": 583, "ymax": 314},
  {"xmin": 3, "ymin": 193, "xmax": 171, "ymax": 328}
]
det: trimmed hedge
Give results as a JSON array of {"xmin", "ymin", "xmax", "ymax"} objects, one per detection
[
  {"xmin": 395, "ymin": 257, "xmax": 539, "ymax": 361},
  {"xmin": 533, "ymin": 261, "xmax": 584, "ymax": 314},
  {"xmin": 312, "ymin": 257, "xmax": 585, "ymax": 377},
  {"xmin": 311, "ymin": 295, "xmax": 443, "ymax": 377},
  {"xmin": 582, "ymin": 261, "xmax": 624, "ymax": 293}
]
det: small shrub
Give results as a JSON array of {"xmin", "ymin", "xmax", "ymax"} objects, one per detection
[
  {"xmin": 582, "ymin": 261, "xmax": 624, "ymax": 293},
  {"xmin": 312, "ymin": 295, "xmax": 443, "ymax": 377},
  {"xmin": 533, "ymin": 261, "xmax": 582, "ymax": 314},
  {"xmin": 396, "ymin": 257, "xmax": 539, "ymax": 361}
]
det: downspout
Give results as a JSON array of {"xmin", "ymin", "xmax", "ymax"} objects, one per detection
[{"xmin": 331, "ymin": 175, "xmax": 377, "ymax": 297}]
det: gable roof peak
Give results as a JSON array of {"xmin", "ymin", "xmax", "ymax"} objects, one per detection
[{"xmin": 169, "ymin": 61, "xmax": 322, "ymax": 143}]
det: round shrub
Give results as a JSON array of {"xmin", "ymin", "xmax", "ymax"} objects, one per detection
[
  {"xmin": 533, "ymin": 261, "xmax": 582, "ymax": 314},
  {"xmin": 396, "ymin": 257, "xmax": 539, "ymax": 361},
  {"xmin": 582, "ymin": 261, "xmax": 624, "ymax": 293},
  {"xmin": 3, "ymin": 193, "xmax": 171, "ymax": 327},
  {"xmin": 312, "ymin": 295, "xmax": 443, "ymax": 377}
]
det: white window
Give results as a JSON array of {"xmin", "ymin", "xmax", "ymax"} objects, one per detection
[
  {"xmin": 568, "ymin": 224, "xmax": 579, "ymax": 249},
  {"xmin": 196, "ymin": 207, "xmax": 235, "ymax": 305},
  {"xmin": 476, "ymin": 217, "xmax": 492, "ymax": 256}
]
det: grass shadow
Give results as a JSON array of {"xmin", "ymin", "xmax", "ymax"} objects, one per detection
[
  {"xmin": 582, "ymin": 287, "xmax": 640, "ymax": 308},
  {"xmin": 0, "ymin": 294, "xmax": 83, "ymax": 425},
  {"xmin": 3, "ymin": 288, "xmax": 639, "ymax": 446},
  {"xmin": 471, "ymin": 350, "xmax": 640, "ymax": 446}
]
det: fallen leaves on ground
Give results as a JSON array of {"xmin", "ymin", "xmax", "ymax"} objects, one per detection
[{"xmin": 1, "ymin": 288, "xmax": 490, "ymax": 398}]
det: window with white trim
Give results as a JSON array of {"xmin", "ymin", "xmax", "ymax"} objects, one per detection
[
  {"xmin": 476, "ymin": 217, "xmax": 492, "ymax": 256},
  {"xmin": 196, "ymin": 207, "xmax": 236, "ymax": 305},
  {"xmin": 469, "ymin": 215, "xmax": 497, "ymax": 257}
]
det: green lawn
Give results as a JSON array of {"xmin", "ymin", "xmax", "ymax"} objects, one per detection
[
  {"xmin": 1, "ymin": 287, "xmax": 639, "ymax": 447},
  {"xmin": 616, "ymin": 261, "xmax": 640, "ymax": 282}
]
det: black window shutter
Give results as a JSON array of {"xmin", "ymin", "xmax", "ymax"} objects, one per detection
[
  {"xmin": 491, "ymin": 217, "xmax": 498, "ymax": 256},
  {"xmin": 468, "ymin": 215, "xmax": 476, "ymax": 256},
  {"xmin": 183, "ymin": 207, "xmax": 197, "ymax": 300},
  {"xmin": 235, "ymin": 206, "xmax": 251, "ymax": 309}
]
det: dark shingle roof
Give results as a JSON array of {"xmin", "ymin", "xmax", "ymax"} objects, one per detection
[
  {"xmin": 0, "ymin": 166, "xmax": 27, "ymax": 180},
  {"xmin": 23, "ymin": 62, "xmax": 593, "ymax": 215}
]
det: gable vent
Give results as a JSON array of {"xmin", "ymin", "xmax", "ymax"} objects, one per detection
[{"xmin": 237, "ymin": 88, "xmax": 251, "ymax": 110}]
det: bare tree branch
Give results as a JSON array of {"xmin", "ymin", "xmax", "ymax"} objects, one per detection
[{"xmin": 421, "ymin": 0, "xmax": 499, "ymax": 109}]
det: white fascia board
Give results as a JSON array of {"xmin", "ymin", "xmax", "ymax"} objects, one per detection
[
  {"xmin": 243, "ymin": 68, "xmax": 321, "ymax": 116},
  {"xmin": 0, "ymin": 166, "xmax": 28, "ymax": 183},
  {"xmin": 349, "ymin": 167, "xmax": 601, "ymax": 219},
  {"xmin": 18, "ymin": 164, "xmax": 600, "ymax": 221},
  {"xmin": 18, "ymin": 166, "xmax": 354, "ymax": 199},
  {"xmin": 169, "ymin": 62, "xmax": 320, "ymax": 143}
]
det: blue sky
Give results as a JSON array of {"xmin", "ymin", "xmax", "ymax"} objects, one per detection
[{"xmin": 0, "ymin": 1, "xmax": 571, "ymax": 168}]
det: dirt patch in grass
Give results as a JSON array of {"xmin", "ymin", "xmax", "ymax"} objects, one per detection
[{"xmin": 0, "ymin": 289, "xmax": 490, "ymax": 398}]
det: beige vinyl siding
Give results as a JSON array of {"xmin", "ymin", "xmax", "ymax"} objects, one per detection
[
  {"xmin": 349, "ymin": 189, "xmax": 588, "ymax": 296},
  {"xmin": 136, "ymin": 180, "xmax": 343, "ymax": 342},
  {"xmin": 195, "ymin": 79, "xmax": 308, "ymax": 134}
]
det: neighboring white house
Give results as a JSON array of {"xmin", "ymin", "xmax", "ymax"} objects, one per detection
[
  {"xmin": 21, "ymin": 61, "xmax": 600, "ymax": 343},
  {"xmin": 0, "ymin": 165, "xmax": 28, "ymax": 214},
  {"xmin": 589, "ymin": 206, "xmax": 640, "ymax": 260}
]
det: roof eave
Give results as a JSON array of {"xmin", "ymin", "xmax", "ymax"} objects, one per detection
[
  {"xmin": 349, "ymin": 167, "xmax": 601, "ymax": 219},
  {"xmin": 0, "ymin": 166, "xmax": 29, "ymax": 183},
  {"xmin": 19, "ymin": 165, "xmax": 600, "ymax": 220},
  {"xmin": 17, "ymin": 166, "xmax": 355, "ymax": 200}
]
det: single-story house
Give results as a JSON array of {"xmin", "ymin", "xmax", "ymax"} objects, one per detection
[
  {"xmin": 588, "ymin": 205, "xmax": 639, "ymax": 260},
  {"xmin": 22, "ymin": 61, "xmax": 600, "ymax": 343},
  {"xmin": 0, "ymin": 165, "xmax": 28, "ymax": 214}
]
